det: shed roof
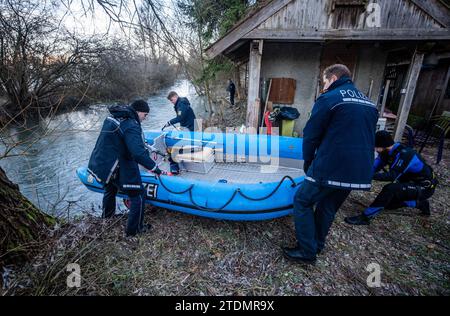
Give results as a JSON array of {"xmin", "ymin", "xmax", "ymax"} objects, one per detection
[{"xmin": 206, "ymin": 0, "xmax": 450, "ymax": 59}]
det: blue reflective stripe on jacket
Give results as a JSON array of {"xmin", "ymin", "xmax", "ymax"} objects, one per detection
[
  {"xmin": 372, "ymin": 143, "xmax": 433, "ymax": 183},
  {"xmin": 304, "ymin": 76, "xmax": 379, "ymax": 190}
]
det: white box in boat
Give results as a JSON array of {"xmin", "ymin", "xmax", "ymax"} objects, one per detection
[
  {"xmin": 173, "ymin": 147, "xmax": 215, "ymax": 174},
  {"xmin": 376, "ymin": 118, "xmax": 387, "ymax": 131},
  {"xmin": 180, "ymin": 160, "xmax": 214, "ymax": 174}
]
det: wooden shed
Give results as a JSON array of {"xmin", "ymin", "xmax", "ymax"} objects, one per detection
[{"xmin": 205, "ymin": 0, "xmax": 450, "ymax": 139}]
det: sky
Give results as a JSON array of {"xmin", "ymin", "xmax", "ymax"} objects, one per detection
[
  {"xmin": 59, "ymin": 0, "xmax": 175, "ymax": 38},
  {"xmin": 51, "ymin": 0, "xmax": 195, "ymax": 62},
  {"xmin": 59, "ymin": 0, "xmax": 138, "ymax": 37}
]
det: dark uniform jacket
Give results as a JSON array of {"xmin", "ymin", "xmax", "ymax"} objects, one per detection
[
  {"xmin": 303, "ymin": 76, "xmax": 379, "ymax": 190},
  {"xmin": 169, "ymin": 97, "xmax": 196, "ymax": 131},
  {"xmin": 227, "ymin": 81, "xmax": 236, "ymax": 94},
  {"xmin": 88, "ymin": 105, "xmax": 159, "ymax": 191}
]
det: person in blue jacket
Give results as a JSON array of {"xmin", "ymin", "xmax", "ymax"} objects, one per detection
[
  {"xmin": 283, "ymin": 64, "xmax": 379, "ymax": 265},
  {"xmin": 345, "ymin": 130, "xmax": 437, "ymax": 225},
  {"xmin": 164, "ymin": 91, "xmax": 196, "ymax": 131},
  {"xmin": 88, "ymin": 100, "xmax": 167, "ymax": 236}
]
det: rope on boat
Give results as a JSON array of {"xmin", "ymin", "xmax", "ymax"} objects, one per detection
[{"xmin": 156, "ymin": 174, "xmax": 299, "ymax": 212}]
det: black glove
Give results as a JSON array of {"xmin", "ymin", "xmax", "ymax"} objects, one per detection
[
  {"xmin": 152, "ymin": 167, "xmax": 162, "ymax": 175},
  {"xmin": 303, "ymin": 160, "xmax": 312, "ymax": 174},
  {"xmin": 372, "ymin": 172, "xmax": 385, "ymax": 181}
]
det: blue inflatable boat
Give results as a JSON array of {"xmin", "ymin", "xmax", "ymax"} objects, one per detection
[{"xmin": 77, "ymin": 131, "xmax": 305, "ymax": 221}]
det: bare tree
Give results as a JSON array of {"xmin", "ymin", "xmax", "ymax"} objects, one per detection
[
  {"xmin": 54, "ymin": 1, "xmax": 221, "ymax": 117},
  {"xmin": 0, "ymin": 1, "xmax": 101, "ymax": 119}
]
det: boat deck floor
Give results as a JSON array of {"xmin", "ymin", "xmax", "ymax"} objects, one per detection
[{"xmin": 155, "ymin": 161, "xmax": 305, "ymax": 184}]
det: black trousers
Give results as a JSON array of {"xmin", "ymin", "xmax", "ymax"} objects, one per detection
[
  {"xmin": 293, "ymin": 180, "xmax": 351, "ymax": 258},
  {"xmin": 364, "ymin": 181, "xmax": 436, "ymax": 217},
  {"xmin": 230, "ymin": 92, "xmax": 235, "ymax": 105},
  {"xmin": 102, "ymin": 177, "xmax": 146, "ymax": 236}
]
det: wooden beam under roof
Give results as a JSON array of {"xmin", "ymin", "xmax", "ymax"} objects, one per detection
[
  {"xmin": 244, "ymin": 28, "xmax": 450, "ymax": 41},
  {"xmin": 205, "ymin": 0, "xmax": 292, "ymax": 59}
]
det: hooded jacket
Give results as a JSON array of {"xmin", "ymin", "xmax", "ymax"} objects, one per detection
[
  {"xmin": 373, "ymin": 143, "xmax": 434, "ymax": 183},
  {"xmin": 227, "ymin": 81, "xmax": 236, "ymax": 94},
  {"xmin": 169, "ymin": 97, "xmax": 196, "ymax": 131},
  {"xmin": 88, "ymin": 105, "xmax": 159, "ymax": 191},
  {"xmin": 303, "ymin": 76, "xmax": 379, "ymax": 190}
]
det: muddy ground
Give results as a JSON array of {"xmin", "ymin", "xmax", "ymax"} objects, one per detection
[{"xmin": 2, "ymin": 140, "xmax": 449, "ymax": 296}]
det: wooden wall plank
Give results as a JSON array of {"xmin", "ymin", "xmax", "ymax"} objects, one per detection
[
  {"xmin": 246, "ymin": 40, "xmax": 264, "ymax": 130},
  {"xmin": 394, "ymin": 50, "xmax": 425, "ymax": 141},
  {"xmin": 255, "ymin": 0, "xmax": 444, "ymax": 31},
  {"xmin": 207, "ymin": 0, "xmax": 447, "ymax": 58},
  {"xmin": 205, "ymin": 0, "xmax": 291, "ymax": 58}
]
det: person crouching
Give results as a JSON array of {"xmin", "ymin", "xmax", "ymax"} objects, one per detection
[{"xmin": 345, "ymin": 130, "xmax": 438, "ymax": 225}]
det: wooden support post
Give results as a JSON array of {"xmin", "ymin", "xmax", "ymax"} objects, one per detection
[
  {"xmin": 235, "ymin": 65, "xmax": 242, "ymax": 101},
  {"xmin": 245, "ymin": 99, "xmax": 261, "ymax": 134},
  {"xmin": 260, "ymin": 78, "xmax": 273, "ymax": 129},
  {"xmin": 434, "ymin": 66, "xmax": 450, "ymax": 116},
  {"xmin": 367, "ymin": 79, "xmax": 374, "ymax": 99},
  {"xmin": 394, "ymin": 51, "xmax": 424, "ymax": 142},
  {"xmin": 246, "ymin": 40, "xmax": 263, "ymax": 132},
  {"xmin": 379, "ymin": 79, "xmax": 391, "ymax": 116}
]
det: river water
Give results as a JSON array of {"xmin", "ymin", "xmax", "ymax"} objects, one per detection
[{"xmin": 0, "ymin": 80, "xmax": 207, "ymax": 217}]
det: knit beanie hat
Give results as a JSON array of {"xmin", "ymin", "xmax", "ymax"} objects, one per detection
[
  {"xmin": 130, "ymin": 100, "xmax": 149, "ymax": 113},
  {"xmin": 375, "ymin": 130, "xmax": 394, "ymax": 148}
]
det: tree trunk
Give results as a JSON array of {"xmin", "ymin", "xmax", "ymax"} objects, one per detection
[{"xmin": 0, "ymin": 167, "xmax": 55, "ymax": 267}]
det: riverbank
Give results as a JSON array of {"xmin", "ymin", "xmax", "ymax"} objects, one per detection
[
  {"xmin": 0, "ymin": 79, "xmax": 202, "ymax": 219},
  {"xmin": 2, "ymin": 145, "xmax": 449, "ymax": 295},
  {"xmin": 0, "ymin": 73, "xmax": 179, "ymax": 129}
]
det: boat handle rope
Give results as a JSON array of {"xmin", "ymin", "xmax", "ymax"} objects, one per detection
[{"xmin": 156, "ymin": 175, "xmax": 299, "ymax": 212}]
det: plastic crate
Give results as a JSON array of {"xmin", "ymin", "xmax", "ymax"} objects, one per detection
[{"xmin": 173, "ymin": 147, "xmax": 215, "ymax": 174}]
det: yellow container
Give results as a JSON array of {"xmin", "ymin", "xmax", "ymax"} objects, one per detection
[{"xmin": 281, "ymin": 120, "xmax": 295, "ymax": 137}]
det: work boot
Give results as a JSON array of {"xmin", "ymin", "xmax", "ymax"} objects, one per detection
[
  {"xmin": 126, "ymin": 224, "xmax": 151, "ymax": 237},
  {"xmin": 282, "ymin": 247, "xmax": 316, "ymax": 265},
  {"xmin": 139, "ymin": 223, "xmax": 152, "ymax": 234},
  {"xmin": 344, "ymin": 214, "xmax": 371, "ymax": 225},
  {"xmin": 417, "ymin": 200, "xmax": 431, "ymax": 216}
]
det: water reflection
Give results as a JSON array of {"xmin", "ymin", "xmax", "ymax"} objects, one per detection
[{"xmin": 0, "ymin": 80, "xmax": 205, "ymax": 217}]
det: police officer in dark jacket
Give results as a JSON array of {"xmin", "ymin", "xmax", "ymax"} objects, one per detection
[
  {"xmin": 283, "ymin": 64, "xmax": 379, "ymax": 264},
  {"xmin": 164, "ymin": 91, "xmax": 196, "ymax": 131},
  {"xmin": 88, "ymin": 100, "xmax": 164, "ymax": 236},
  {"xmin": 227, "ymin": 79, "xmax": 236, "ymax": 106},
  {"xmin": 345, "ymin": 131, "xmax": 437, "ymax": 225}
]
